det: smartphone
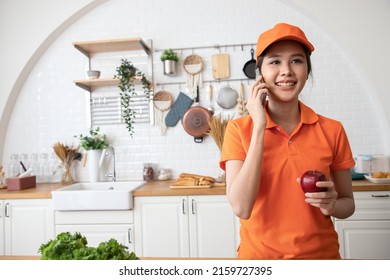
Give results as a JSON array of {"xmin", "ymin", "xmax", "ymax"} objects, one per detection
[
  {"xmin": 256, "ymin": 68, "xmax": 267, "ymax": 106},
  {"xmin": 255, "ymin": 67, "xmax": 260, "ymax": 80}
]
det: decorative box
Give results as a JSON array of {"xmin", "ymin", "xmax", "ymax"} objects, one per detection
[{"xmin": 6, "ymin": 176, "xmax": 36, "ymax": 191}]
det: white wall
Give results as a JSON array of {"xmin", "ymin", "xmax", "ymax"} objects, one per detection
[
  {"xmin": 1, "ymin": 0, "xmax": 389, "ymax": 181},
  {"xmin": 289, "ymin": 0, "xmax": 390, "ymax": 150},
  {"xmin": 0, "ymin": 0, "xmax": 104, "ymax": 157}
]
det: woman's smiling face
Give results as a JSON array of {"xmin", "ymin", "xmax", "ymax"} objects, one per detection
[{"xmin": 260, "ymin": 40, "xmax": 309, "ymax": 103}]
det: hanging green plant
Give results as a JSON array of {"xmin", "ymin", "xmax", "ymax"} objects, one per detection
[{"xmin": 114, "ymin": 59, "xmax": 152, "ymax": 137}]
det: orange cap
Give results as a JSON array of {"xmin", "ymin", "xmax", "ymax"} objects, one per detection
[{"xmin": 256, "ymin": 23, "xmax": 314, "ymax": 59}]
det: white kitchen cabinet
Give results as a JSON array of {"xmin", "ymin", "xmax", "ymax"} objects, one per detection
[
  {"xmin": 334, "ymin": 191, "xmax": 390, "ymax": 259},
  {"xmin": 134, "ymin": 195, "xmax": 239, "ymax": 258},
  {"xmin": 54, "ymin": 210, "xmax": 135, "ymax": 252},
  {"xmin": 0, "ymin": 199, "xmax": 54, "ymax": 256}
]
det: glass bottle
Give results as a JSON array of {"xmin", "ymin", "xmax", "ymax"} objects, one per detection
[
  {"xmin": 49, "ymin": 152, "xmax": 61, "ymax": 183},
  {"xmin": 19, "ymin": 153, "xmax": 30, "ymax": 174},
  {"xmin": 7, "ymin": 154, "xmax": 19, "ymax": 178},
  {"xmin": 30, "ymin": 153, "xmax": 40, "ymax": 181},
  {"xmin": 39, "ymin": 153, "xmax": 50, "ymax": 183}
]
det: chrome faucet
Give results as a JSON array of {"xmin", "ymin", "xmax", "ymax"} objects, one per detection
[{"xmin": 105, "ymin": 146, "xmax": 116, "ymax": 182}]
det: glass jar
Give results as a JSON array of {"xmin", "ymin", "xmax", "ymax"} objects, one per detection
[
  {"xmin": 143, "ymin": 163, "xmax": 154, "ymax": 181},
  {"xmin": 158, "ymin": 168, "xmax": 171, "ymax": 180}
]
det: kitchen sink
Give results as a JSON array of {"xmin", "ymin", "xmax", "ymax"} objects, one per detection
[{"xmin": 51, "ymin": 181, "xmax": 145, "ymax": 211}]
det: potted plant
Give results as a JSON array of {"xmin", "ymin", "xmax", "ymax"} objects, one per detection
[
  {"xmin": 160, "ymin": 48, "xmax": 179, "ymax": 76},
  {"xmin": 114, "ymin": 59, "xmax": 152, "ymax": 138},
  {"xmin": 76, "ymin": 126, "xmax": 109, "ymax": 151},
  {"xmin": 75, "ymin": 127, "xmax": 109, "ymax": 182}
]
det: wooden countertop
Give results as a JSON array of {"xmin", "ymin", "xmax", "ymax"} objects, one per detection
[
  {"xmin": 133, "ymin": 180, "xmax": 227, "ymax": 196},
  {"xmin": 1, "ymin": 179, "xmax": 389, "ymax": 200},
  {"xmin": 0, "ymin": 183, "xmax": 64, "ymax": 199},
  {"xmin": 350, "ymin": 179, "xmax": 390, "ymax": 191}
]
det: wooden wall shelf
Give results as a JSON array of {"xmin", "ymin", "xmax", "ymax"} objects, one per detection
[
  {"xmin": 73, "ymin": 38, "xmax": 150, "ymax": 57},
  {"xmin": 74, "ymin": 77, "xmax": 147, "ymax": 91},
  {"xmin": 72, "ymin": 37, "xmax": 154, "ymax": 127}
]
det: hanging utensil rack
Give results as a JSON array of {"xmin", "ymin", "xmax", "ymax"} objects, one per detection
[
  {"xmin": 154, "ymin": 43, "xmax": 255, "ymax": 53},
  {"xmin": 155, "ymin": 78, "xmax": 251, "ymax": 87},
  {"xmin": 155, "ymin": 42, "xmax": 256, "ymax": 87}
]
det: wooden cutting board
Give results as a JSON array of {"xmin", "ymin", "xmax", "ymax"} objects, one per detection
[
  {"xmin": 212, "ymin": 53, "xmax": 230, "ymax": 79},
  {"xmin": 170, "ymin": 184, "xmax": 212, "ymax": 189},
  {"xmin": 170, "ymin": 182, "xmax": 225, "ymax": 189}
]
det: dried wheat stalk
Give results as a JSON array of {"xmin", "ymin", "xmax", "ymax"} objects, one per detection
[
  {"xmin": 52, "ymin": 142, "xmax": 79, "ymax": 163},
  {"xmin": 207, "ymin": 114, "xmax": 230, "ymax": 151}
]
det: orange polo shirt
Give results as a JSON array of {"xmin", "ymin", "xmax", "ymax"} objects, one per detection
[{"xmin": 220, "ymin": 101, "xmax": 355, "ymax": 259}]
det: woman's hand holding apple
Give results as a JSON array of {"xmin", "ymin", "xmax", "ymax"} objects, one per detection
[
  {"xmin": 297, "ymin": 170, "xmax": 338, "ymax": 216},
  {"xmin": 304, "ymin": 180, "xmax": 338, "ymax": 216}
]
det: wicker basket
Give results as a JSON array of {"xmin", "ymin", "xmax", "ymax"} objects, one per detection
[{"xmin": 183, "ymin": 54, "xmax": 203, "ymax": 74}]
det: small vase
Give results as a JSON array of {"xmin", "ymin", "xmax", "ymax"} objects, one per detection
[
  {"xmin": 163, "ymin": 60, "xmax": 176, "ymax": 76},
  {"xmin": 87, "ymin": 149, "xmax": 102, "ymax": 182},
  {"xmin": 61, "ymin": 161, "xmax": 75, "ymax": 185}
]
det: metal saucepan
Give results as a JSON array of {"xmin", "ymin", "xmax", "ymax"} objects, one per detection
[
  {"xmin": 216, "ymin": 86, "xmax": 238, "ymax": 109},
  {"xmin": 242, "ymin": 48, "xmax": 256, "ymax": 79}
]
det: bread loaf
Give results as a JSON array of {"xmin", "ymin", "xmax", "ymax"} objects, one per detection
[
  {"xmin": 178, "ymin": 173, "xmax": 215, "ymax": 183},
  {"xmin": 174, "ymin": 173, "xmax": 215, "ymax": 186},
  {"xmin": 175, "ymin": 177, "xmax": 198, "ymax": 186}
]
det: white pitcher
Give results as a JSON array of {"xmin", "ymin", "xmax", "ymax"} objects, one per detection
[{"xmin": 87, "ymin": 149, "xmax": 104, "ymax": 182}]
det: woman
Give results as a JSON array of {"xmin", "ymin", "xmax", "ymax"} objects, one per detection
[{"xmin": 220, "ymin": 23, "xmax": 355, "ymax": 259}]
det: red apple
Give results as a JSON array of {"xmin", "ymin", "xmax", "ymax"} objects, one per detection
[{"xmin": 300, "ymin": 170, "xmax": 328, "ymax": 193}]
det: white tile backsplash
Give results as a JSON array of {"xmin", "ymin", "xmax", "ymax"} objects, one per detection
[{"xmin": 2, "ymin": 0, "xmax": 386, "ymax": 181}]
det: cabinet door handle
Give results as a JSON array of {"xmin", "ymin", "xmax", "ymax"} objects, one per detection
[
  {"xmin": 371, "ymin": 194, "xmax": 389, "ymax": 198},
  {"xmin": 5, "ymin": 203, "xmax": 10, "ymax": 218},
  {"xmin": 191, "ymin": 199, "xmax": 196, "ymax": 215},
  {"xmin": 128, "ymin": 228, "xmax": 132, "ymax": 244},
  {"xmin": 182, "ymin": 199, "xmax": 186, "ymax": 215}
]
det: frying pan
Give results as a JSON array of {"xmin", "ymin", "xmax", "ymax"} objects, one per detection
[
  {"xmin": 182, "ymin": 106, "xmax": 211, "ymax": 143},
  {"xmin": 216, "ymin": 86, "xmax": 238, "ymax": 109},
  {"xmin": 242, "ymin": 48, "xmax": 256, "ymax": 79},
  {"xmin": 182, "ymin": 87, "xmax": 211, "ymax": 143}
]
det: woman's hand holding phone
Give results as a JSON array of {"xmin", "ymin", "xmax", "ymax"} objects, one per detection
[
  {"xmin": 255, "ymin": 69, "xmax": 267, "ymax": 107},
  {"xmin": 247, "ymin": 69, "xmax": 268, "ymax": 130}
]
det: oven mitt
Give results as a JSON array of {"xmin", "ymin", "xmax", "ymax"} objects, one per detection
[{"xmin": 165, "ymin": 92, "xmax": 194, "ymax": 127}]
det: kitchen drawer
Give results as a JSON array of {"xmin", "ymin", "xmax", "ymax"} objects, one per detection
[
  {"xmin": 55, "ymin": 210, "xmax": 133, "ymax": 224},
  {"xmin": 343, "ymin": 191, "xmax": 390, "ymax": 220}
]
